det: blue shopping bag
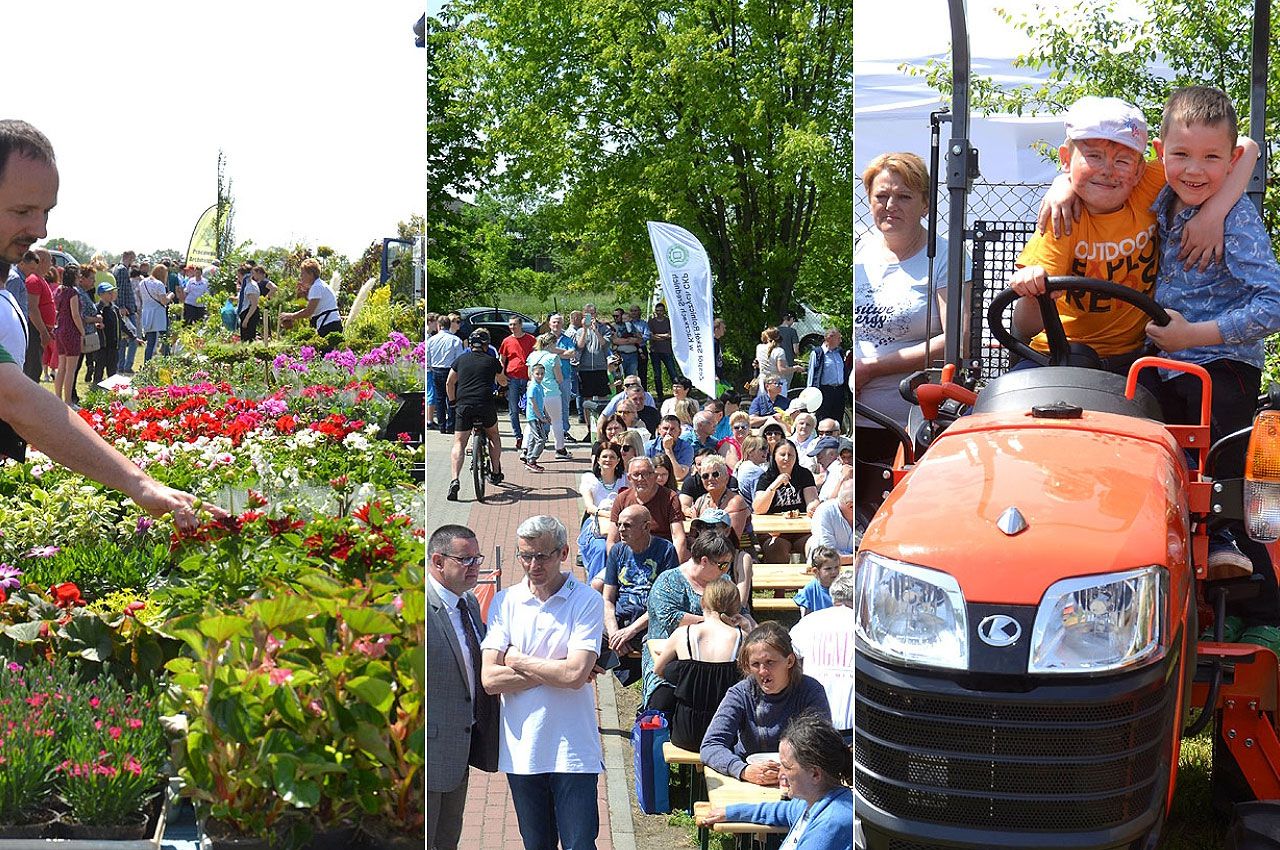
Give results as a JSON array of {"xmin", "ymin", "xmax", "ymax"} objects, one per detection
[{"xmin": 632, "ymin": 710, "xmax": 671, "ymax": 814}]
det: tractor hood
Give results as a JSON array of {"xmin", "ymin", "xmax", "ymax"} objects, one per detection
[{"xmin": 861, "ymin": 410, "xmax": 1191, "ymax": 607}]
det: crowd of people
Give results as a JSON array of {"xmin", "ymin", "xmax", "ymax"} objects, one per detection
[{"xmin": 426, "ymin": 292, "xmax": 854, "ymax": 849}]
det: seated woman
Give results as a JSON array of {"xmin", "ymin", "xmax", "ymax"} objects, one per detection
[
  {"xmin": 699, "ymin": 713, "xmax": 853, "ymax": 850},
  {"xmin": 592, "ymin": 415, "xmax": 628, "ymax": 460},
  {"xmin": 717, "ymin": 411, "xmax": 751, "ymax": 469},
  {"xmin": 699, "ymin": 621, "xmax": 830, "ymax": 785},
  {"xmin": 689, "ymin": 510, "xmax": 754, "ymax": 613},
  {"xmin": 732, "ymin": 435, "xmax": 770, "ymax": 504},
  {"xmin": 652, "ymin": 452, "xmax": 679, "ymax": 492},
  {"xmin": 612, "ymin": 429, "xmax": 646, "ymax": 469},
  {"xmin": 643, "ymin": 532, "xmax": 740, "ymax": 712},
  {"xmin": 652, "ymin": 580, "xmax": 748, "ymax": 751},
  {"xmin": 752, "ymin": 439, "xmax": 819, "ymax": 562},
  {"xmin": 578, "ymin": 442, "xmax": 627, "ymax": 585},
  {"xmin": 673, "ymin": 397, "xmax": 700, "ymax": 437},
  {"xmin": 691, "ymin": 454, "xmax": 751, "ymax": 540}
]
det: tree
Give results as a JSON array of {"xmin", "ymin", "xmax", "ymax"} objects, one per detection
[
  {"xmin": 911, "ymin": 1, "xmax": 1280, "ymax": 232},
  {"xmin": 215, "ymin": 151, "xmax": 237, "ymax": 261},
  {"xmin": 42, "ymin": 238, "xmax": 97, "ymax": 263},
  {"xmin": 436, "ymin": 0, "xmax": 852, "ymax": 362}
]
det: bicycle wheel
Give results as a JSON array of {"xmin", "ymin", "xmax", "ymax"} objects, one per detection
[{"xmin": 471, "ymin": 429, "xmax": 486, "ymax": 502}]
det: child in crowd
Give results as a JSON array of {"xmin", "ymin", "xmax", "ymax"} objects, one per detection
[
  {"xmin": 793, "ymin": 546, "xmax": 840, "ymax": 616},
  {"xmin": 92, "ymin": 282, "xmax": 120, "ymax": 383},
  {"xmin": 1010, "ymin": 95, "xmax": 1255, "ymax": 375},
  {"xmin": 521, "ymin": 362, "xmax": 551, "ymax": 472},
  {"xmin": 1143, "ymin": 86, "xmax": 1280, "ymax": 594}
]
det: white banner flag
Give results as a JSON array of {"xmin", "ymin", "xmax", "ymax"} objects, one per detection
[{"xmin": 646, "ymin": 221, "xmax": 717, "ymax": 398}]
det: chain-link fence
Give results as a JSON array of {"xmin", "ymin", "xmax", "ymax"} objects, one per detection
[{"xmin": 856, "ymin": 180, "xmax": 1050, "ymax": 381}]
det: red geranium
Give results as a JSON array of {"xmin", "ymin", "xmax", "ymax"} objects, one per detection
[{"xmin": 50, "ymin": 582, "xmax": 84, "ymax": 608}]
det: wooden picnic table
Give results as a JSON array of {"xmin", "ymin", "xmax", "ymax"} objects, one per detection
[
  {"xmin": 750, "ymin": 564, "xmax": 811, "ymax": 594},
  {"xmin": 749, "ymin": 514, "xmax": 813, "ymax": 536},
  {"xmin": 694, "ymin": 768, "xmax": 788, "ymax": 848}
]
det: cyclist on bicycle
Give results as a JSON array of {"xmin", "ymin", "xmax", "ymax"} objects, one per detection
[{"xmin": 446, "ymin": 330, "xmax": 508, "ymax": 501}]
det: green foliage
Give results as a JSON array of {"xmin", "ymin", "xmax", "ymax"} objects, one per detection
[
  {"xmin": 17, "ymin": 541, "xmax": 168, "ymax": 599},
  {"xmin": 428, "ymin": 0, "xmax": 852, "ymax": 352}
]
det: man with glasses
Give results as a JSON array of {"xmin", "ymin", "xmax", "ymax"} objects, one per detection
[
  {"xmin": 480, "ymin": 515, "xmax": 605, "ymax": 850},
  {"xmin": 606, "ymin": 456, "xmax": 688, "ymax": 560},
  {"xmin": 427, "ymin": 525, "xmax": 500, "ymax": 850},
  {"xmin": 645, "ymin": 415, "xmax": 692, "ymax": 481},
  {"xmin": 601, "ymin": 505, "xmax": 678, "ymax": 683},
  {"xmin": 747, "ymin": 376, "xmax": 788, "ymax": 429}
]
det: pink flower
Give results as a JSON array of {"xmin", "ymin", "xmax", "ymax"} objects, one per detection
[
  {"xmin": 353, "ymin": 635, "xmax": 388, "ymax": 659},
  {"xmin": 94, "ymin": 764, "xmax": 118, "ymax": 778},
  {"xmin": 123, "ymin": 755, "xmax": 143, "ymax": 776},
  {"xmin": 126, "ymin": 718, "xmax": 143, "ymax": 730},
  {"xmin": 4, "ymin": 663, "xmax": 20, "ymax": 673},
  {"xmin": 89, "ymin": 696, "xmax": 100, "ymax": 708},
  {"xmin": 268, "ymin": 668, "xmax": 293, "ymax": 686},
  {"xmin": 307, "ymin": 699, "xmax": 324, "ymax": 716},
  {"xmin": 108, "ymin": 726, "xmax": 122, "ymax": 740}
]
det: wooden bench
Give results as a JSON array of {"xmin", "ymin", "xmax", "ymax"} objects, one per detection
[
  {"xmin": 662, "ymin": 741, "xmax": 705, "ymax": 815},
  {"xmin": 751, "ymin": 597, "xmax": 798, "ymax": 613}
]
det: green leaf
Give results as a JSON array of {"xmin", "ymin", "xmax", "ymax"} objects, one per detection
[
  {"xmin": 353, "ymin": 720, "xmax": 396, "ymax": 765},
  {"xmin": 272, "ymin": 756, "xmax": 321, "ymax": 808},
  {"xmin": 346, "ymin": 676, "xmax": 394, "ymax": 714},
  {"xmin": 3, "ymin": 621, "xmax": 43, "ymax": 643},
  {"xmin": 342, "ymin": 607, "xmax": 398, "ymax": 635},
  {"xmin": 248, "ymin": 595, "xmax": 315, "ymax": 631},
  {"xmin": 199, "ymin": 615, "xmax": 251, "ymax": 643}
]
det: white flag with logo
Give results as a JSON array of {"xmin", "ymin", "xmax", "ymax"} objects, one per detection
[{"xmin": 646, "ymin": 221, "xmax": 716, "ymax": 398}]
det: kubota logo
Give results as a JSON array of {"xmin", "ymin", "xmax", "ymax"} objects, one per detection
[{"xmin": 978, "ymin": 614, "xmax": 1021, "ymax": 647}]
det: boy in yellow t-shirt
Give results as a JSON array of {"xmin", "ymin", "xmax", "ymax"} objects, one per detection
[{"xmin": 1010, "ymin": 95, "xmax": 1250, "ymax": 374}]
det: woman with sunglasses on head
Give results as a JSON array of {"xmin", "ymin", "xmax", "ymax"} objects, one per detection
[
  {"xmin": 753, "ymin": 439, "xmax": 819, "ymax": 562},
  {"xmin": 593, "ymin": 414, "xmax": 627, "ymax": 453},
  {"xmin": 642, "ymin": 531, "xmax": 743, "ymax": 712},
  {"xmin": 699, "ymin": 622, "xmax": 829, "ymax": 788},
  {"xmin": 578, "ymin": 442, "xmax": 628, "ymax": 586},
  {"xmin": 717, "ymin": 410, "xmax": 752, "ymax": 470}
]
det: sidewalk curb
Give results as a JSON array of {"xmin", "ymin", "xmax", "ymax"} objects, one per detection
[{"xmin": 597, "ymin": 673, "xmax": 637, "ymax": 850}]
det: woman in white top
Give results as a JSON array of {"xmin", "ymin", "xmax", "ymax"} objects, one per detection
[
  {"xmin": 282, "ymin": 258, "xmax": 342, "ymax": 336},
  {"xmin": 855, "ymin": 152, "xmax": 968, "ymax": 495},
  {"xmin": 754, "ymin": 327, "xmax": 802, "ymax": 394},
  {"xmin": 139, "ymin": 265, "xmax": 172, "ymax": 363},
  {"xmin": 577, "ymin": 442, "xmax": 629, "ymax": 586},
  {"xmin": 180, "ymin": 267, "xmax": 211, "ymax": 324}
]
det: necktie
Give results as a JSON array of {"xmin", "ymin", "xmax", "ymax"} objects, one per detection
[{"xmin": 456, "ymin": 597, "xmax": 482, "ymax": 696}]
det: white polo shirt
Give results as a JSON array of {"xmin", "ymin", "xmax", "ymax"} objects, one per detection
[
  {"xmin": 790, "ymin": 605, "xmax": 856, "ymax": 731},
  {"xmin": 481, "ymin": 573, "xmax": 604, "ymax": 775}
]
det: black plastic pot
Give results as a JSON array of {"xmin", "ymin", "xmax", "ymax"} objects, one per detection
[
  {"xmin": 60, "ymin": 811, "xmax": 150, "ymax": 840},
  {"xmin": 0, "ymin": 808, "xmax": 59, "ymax": 839}
]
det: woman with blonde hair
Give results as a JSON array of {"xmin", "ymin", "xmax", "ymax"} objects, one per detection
[
  {"xmin": 139, "ymin": 264, "xmax": 172, "ymax": 362},
  {"xmin": 718, "ymin": 409, "xmax": 751, "ymax": 469},
  {"xmin": 525, "ymin": 331, "xmax": 567, "ymax": 457},
  {"xmin": 673, "ymin": 397, "xmax": 700, "ymax": 436},
  {"xmin": 653, "ymin": 579, "xmax": 749, "ymax": 750},
  {"xmin": 754, "ymin": 326, "xmax": 801, "ymax": 394}
]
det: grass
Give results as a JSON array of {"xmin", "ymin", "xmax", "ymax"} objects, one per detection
[{"xmin": 1164, "ymin": 728, "xmax": 1226, "ymax": 849}]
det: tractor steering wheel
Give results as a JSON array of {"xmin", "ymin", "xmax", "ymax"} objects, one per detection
[{"xmin": 987, "ymin": 276, "xmax": 1171, "ymax": 367}]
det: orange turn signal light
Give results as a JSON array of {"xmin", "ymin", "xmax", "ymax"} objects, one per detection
[{"xmin": 1244, "ymin": 409, "xmax": 1280, "ymax": 542}]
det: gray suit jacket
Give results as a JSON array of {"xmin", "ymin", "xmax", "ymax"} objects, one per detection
[{"xmin": 427, "ymin": 581, "xmax": 500, "ymax": 790}]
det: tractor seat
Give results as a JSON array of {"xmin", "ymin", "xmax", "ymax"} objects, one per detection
[{"xmin": 973, "ymin": 366, "xmax": 1163, "ymax": 422}]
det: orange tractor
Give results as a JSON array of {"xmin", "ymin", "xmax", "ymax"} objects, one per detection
[{"xmin": 853, "ymin": 3, "xmax": 1280, "ymax": 846}]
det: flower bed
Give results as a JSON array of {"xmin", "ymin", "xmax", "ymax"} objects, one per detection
[{"xmin": 0, "ymin": 332, "xmax": 424, "ymax": 848}]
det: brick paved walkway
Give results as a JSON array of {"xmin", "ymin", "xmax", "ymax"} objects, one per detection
[{"xmin": 427, "ymin": 414, "xmax": 626, "ymax": 850}]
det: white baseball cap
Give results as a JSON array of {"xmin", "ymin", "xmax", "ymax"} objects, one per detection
[{"xmin": 1063, "ymin": 96, "xmax": 1148, "ymax": 155}]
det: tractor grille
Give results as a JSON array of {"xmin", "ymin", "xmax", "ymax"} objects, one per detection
[{"xmin": 855, "ymin": 670, "xmax": 1174, "ymax": 834}]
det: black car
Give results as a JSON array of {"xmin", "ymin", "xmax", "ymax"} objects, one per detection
[{"xmin": 456, "ymin": 307, "xmax": 539, "ymax": 347}]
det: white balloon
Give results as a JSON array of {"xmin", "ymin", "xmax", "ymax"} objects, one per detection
[{"xmin": 799, "ymin": 387, "xmax": 823, "ymax": 413}]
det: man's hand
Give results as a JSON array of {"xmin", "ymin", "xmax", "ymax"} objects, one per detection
[
  {"xmin": 130, "ymin": 478, "xmax": 228, "ymax": 532},
  {"xmin": 607, "ymin": 624, "xmax": 636, "ymax": 653},
  {"xmin": 1010, "ymin": 266, "xmax": 1054, "ymax": 299},
  {"xmin": 698, "ymin": 807, "xmax": 728, "ymax": 827}
]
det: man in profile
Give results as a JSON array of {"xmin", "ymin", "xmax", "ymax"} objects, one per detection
[{"xmin": 0, "ymin": 119, "xmax": 212, "ymax": 527}]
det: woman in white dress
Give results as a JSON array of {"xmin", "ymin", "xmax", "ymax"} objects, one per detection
[{"xmin": 139, "ymin": 265, "xmax": 173, "ymax": 363}]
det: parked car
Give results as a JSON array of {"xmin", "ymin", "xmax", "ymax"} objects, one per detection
[
  {"xmin": 456, "ymin": 307, "xmax": 539, "ymax": 347},
  {"xmin": 47, "ymin": 249, "xmax": 80, "ymax": 270}
]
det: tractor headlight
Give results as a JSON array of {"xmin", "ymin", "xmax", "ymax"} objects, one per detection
[
  {"xmin": 854, "ymin": 551, "xmax": 968, "ymax": 670},
  {"xmin": 1028, "ymin": 567, "xmax": 1166, "ymax": 674}
]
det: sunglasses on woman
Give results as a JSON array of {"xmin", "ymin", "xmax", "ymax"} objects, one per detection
[
  {"xmin": 618, "ymin": 444, "xmax": 636, "ymax": 453},
  {"xmin": 701, "ymin": 471, "xmax": 722, "ymax": 480}
]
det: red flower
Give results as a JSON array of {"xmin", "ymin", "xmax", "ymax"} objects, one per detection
[
  {"xmin": 50, "ymin": 582, "xmax": 84, "ymax": 608},
  {"xmin": 123, "ymin": 601, "xmax": 146, "ymax": 617}
]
